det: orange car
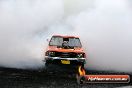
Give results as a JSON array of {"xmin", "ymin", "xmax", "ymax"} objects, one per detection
[{"xmin": 44, "ymin": 35, "xmax": 86, "ymax": 72}]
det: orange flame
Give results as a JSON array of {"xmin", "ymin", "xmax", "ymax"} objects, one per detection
[{"xmin": 78, "ymin": 66, "xmax": 86, "ymax": 76}]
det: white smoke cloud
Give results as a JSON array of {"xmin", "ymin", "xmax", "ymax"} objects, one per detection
[
  {"xmin": 0, "ymin": 0, "xmax": 64, "ymax": 69},
  {"xmin": 65, "ymin": 0, "xmax": 132, "ymax": 72},
  {"xmin": 0, "ymin": 0, "xmax": 132, "ymax": 72}
]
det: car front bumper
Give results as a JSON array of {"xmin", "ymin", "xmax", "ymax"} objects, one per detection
[
  {"xmin": 44, "ymin": 56, "xmax": 86, "ymax": 65},
  {"xmin": 43, "ymin": 57, "xmax": 86, "ymax": 72}
]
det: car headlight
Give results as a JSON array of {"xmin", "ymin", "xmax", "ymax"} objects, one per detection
[
  {"xmin": 48, "ymin": 51, "xmax": 56, "ymax": 57},
  {"xmin": 77, "ymin": 53, "xmax": 84, "ymax": 58}
]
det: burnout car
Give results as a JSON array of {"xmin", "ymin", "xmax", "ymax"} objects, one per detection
[{"xmin": 44, "ymin": 35, "xmax": 86, "ymax": 73}]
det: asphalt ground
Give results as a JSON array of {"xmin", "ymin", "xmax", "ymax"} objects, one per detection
[{"xmin": 0, "ymin": 67, "xmax": 131, "ymax": 88}]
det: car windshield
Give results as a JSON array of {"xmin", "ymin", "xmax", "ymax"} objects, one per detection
[{"xmin": 49, "ymin": 36, "xmax": 82, "ymax": 47}]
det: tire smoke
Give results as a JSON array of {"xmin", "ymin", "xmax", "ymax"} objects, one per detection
[{"xmin": 0, "ymin": 0, "xmax": 132, "ymax": 72}]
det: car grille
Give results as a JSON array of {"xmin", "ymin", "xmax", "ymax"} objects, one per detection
[{"xmin": 56, "ymin": 52, "xmax": 77, "ymax": 58}]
